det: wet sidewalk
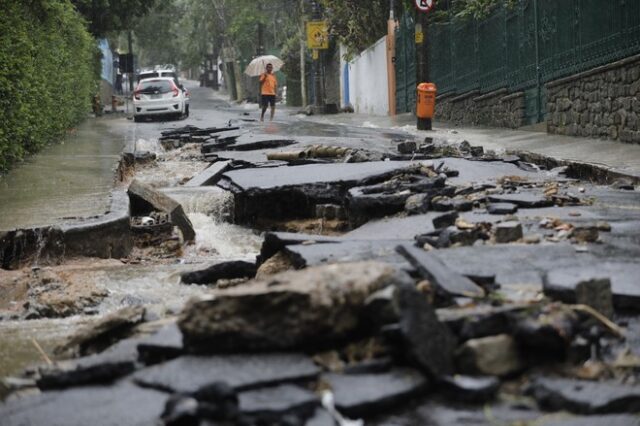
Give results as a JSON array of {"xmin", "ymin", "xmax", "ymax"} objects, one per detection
[{"xmin": 302, "ymin": 111, "xmax": 640, "ymax": 181}]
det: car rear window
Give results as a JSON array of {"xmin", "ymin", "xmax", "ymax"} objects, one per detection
[
  {"xmin": 138, "ymin": 72, "xmax": 159, "ymax": 81},
  {"xmin": 138, "ymin": 80, "xmax": 173, "ymax": 93}
]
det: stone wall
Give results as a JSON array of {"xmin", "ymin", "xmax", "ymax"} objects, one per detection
[
  {"xmin": 546, "ymin": 54, "xmax": 640, "ymax": 143},
  {"xmin": 436, "ymin": 88, "xmax": 526, "ymax": 129}
]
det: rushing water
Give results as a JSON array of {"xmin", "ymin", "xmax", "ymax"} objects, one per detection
[{"xmin": 0, "ymin": 178, "xmax": 263, "ymax": 384}]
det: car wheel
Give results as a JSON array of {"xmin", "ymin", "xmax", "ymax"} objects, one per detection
[{"xmin": 185, "ymin": 105, "xmax": 190, "ymax": 118}]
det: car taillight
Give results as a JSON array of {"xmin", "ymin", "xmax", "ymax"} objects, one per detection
[
  {"xmin": 133, "ymin": 87, "xmax": 141, "ymax": 100},
  {"xmin": 171, "ymin": 83, "xmax": 179, "ymax": 97}
]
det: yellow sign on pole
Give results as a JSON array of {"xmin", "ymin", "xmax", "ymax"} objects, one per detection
[
  {"xmin": 312, "ymin": 49, "xmax": 319, "ymax": 60},
  {"xmin": 307, "ymin": 21, "xmax": 329, "ymax": 50},
  {"xmin": 415, "ymin": 31, "xmax": 424, "ymax": 44}
]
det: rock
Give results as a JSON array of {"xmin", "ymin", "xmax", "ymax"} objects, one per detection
[
  {"xmin": 180, "ymin": 261, "xmax": 257, "ymax": 285},
  {"xmin": 239, "ymin": 384, "xmax": 318, "ymax": 420},
  {"xmin": 432, "ymin": 212, "xmax": 459, "ymax": 230},
  {"xmin": 455, "ymin": 334, "xmax": 524, "ymax": 377},
  {"xmin": 487, "ymin": 202, "xmax": 518, "ymax": 215},
  {"xmin": 397, "ymin": 141, "xmax": 417, "ymax": 154},
  {"xmin": 523, "ymin": 234, "xmax": 542, "ymax": 244},
  {"xmin": 133, "ymin": 353, "xmax": 320, "ymax": 394},
  {"xmin": 128, "ymin": 179, "xmax": 195, "ymax": 243},
  {"xmin": 394, "ymin": 282, "xmax": 456, "ymax": 377},
  {"xmin": 469, "ymin": 146, "xmax": 484, "ymax": 157},
  {"xmin": 255, "ymin": 251, "xmax": 295, "ymax": 279},
  {"xmin": 56, "ymin": 306, "xmax": 145, "ymax": 357},
  {"xmin": 573, "ymin": 225, "xmax": 599, "ymax": 243},
  {"xmin": 488, "ymin": 193, "xmax": 554, "ymax": 208},
  {"xmin": 323, "ymin": 369, "xmax": 428, "ymax": 417},
  {"xmin": 431, "ymin": 197, "xmax": 473, "ymax": 212},
  {"xmin": 575, "ymin": 279, "xmax": 614, "ymax": 319},
  {"xmin": 404, "ymin": 194, "xmax": 430, "ymax": 215},
  {"xmin": 397, "ymin": 244, "xmax": 485, "ymax": 298},
  {"xmin": 529, "ymin": 377, "xmax": 640, "ymax": 414},
  {"xmin": 494, "ymin": 221, "xmax": 523, "ymax": 243},
  {"xmin": 179, "ymin": 262, "xmax": 401, "ymax": 352},
  {"xmin": 440, "ymin": 375, "xmax": 500, "ymax": 403},
  {"xmin": 0, "ymin": 380, "xmax": 168, "ymax": 426}
]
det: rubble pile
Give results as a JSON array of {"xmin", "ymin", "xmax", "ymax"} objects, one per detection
[{"xmin": 2, "ymin": 120, "xmax": 640, "ymax": 426}]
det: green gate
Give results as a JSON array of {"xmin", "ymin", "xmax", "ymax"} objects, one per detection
[
  {"xmin": 413, "ymin": 0, "xmax": 640, "ymax": 125},
  {"xmin": 395, "ymin": 14, "xmax": 416, "ymax": 114}
]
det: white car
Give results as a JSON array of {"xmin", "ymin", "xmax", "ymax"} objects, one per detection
[{"xmin": 133, "ymin": 77, "xmax": 189, "ymax": 122}]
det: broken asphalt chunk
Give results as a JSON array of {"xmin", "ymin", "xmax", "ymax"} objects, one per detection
[
  {"xmin": 394, "ymin": 283, "xmax": 456, "ymax": 377},
  {"xmin": 544, "ymin": 263, "xmax": 640, "ymax": 311},
  {"xmin": 128, "ymin": 179, "xmax": 195, "ymax": 243},
  {"xmin": 239, "ymin": 384, "xmax": 318, "ymax": 421},
  {"xmin": 184, "ymin": 160, "xmax": 231, "ymax": 187},
  {"xmin": 488, "ymin": 192, "xmax": 554, "ymax": 208},
  {"xmin": 397, "ymin": 244, "xmax": 485, "ymax": 298},
  {"xmin": 180, "ymin": 260, "xmax": 257, "ymax": 285},
  {"xmin": 323, "ymin": 369, "xmax": 428, "ymax": 417},
  {"xmin": 0, "ymin": 381, "xmax": 167, "ymax": 426},
  {"xmin": 487, "ymin": 202, "xmax": 518, "ymax": 215},
  {"xmin": 529, "ymin": 377, "xmax": 640, "ymax": 414},
  {"xmin": 133, "ymin": 353, "xmax": 320, "ymax": 394},
  {"xmin": 178, "ymin": 262, "xmax": 402, "ymax": 352}
]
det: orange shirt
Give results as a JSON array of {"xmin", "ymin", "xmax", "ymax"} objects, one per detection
[{"xmin": 260, "ymin": 72, "xmax": 277, "ymax": 95}]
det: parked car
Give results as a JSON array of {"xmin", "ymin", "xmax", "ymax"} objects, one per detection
[{"xmin": 133, "ymin": 77, "xmax": 189, "ymax": 122}]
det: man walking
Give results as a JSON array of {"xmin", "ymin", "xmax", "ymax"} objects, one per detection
[{"xmin": 260, "ymin": 63, "xmax": 277, "ymax": 122}]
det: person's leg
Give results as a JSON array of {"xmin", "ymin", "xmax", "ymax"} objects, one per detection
[
  {"xmin": 260, "ymin": 100, "xmax": 267, "ymax": 121},
  {"xmin": 269, "ymin": 96, "xmax": 276, "ymax": 121}
]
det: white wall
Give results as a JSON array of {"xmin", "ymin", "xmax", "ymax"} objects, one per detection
[{"xmin": 341, "ymin": 37, "xmax": 389, "ymax": 116}]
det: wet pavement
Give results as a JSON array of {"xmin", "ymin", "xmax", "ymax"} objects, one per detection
[{"xmin": 1, "ymin": 82, "xmax": 640, "ymax": 425}]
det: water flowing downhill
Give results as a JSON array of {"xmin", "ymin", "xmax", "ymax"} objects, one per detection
[{"xmin": 0, "ymin": 174, "xmax": 264, "ymax": 382}]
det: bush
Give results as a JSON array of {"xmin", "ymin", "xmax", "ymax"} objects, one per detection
[{"xmin": 0, "ymin": 0, "xmax": 98, "ymax": 173}]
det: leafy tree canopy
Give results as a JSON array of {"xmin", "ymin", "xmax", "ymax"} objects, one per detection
[{"xmin": 70, "ymin": 0, "xmax": 157, "ymax": 36}]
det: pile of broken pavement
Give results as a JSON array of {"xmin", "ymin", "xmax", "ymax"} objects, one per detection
[{"xmin": 2, "ymin": 128, "xmax": 640, "ymax": 426}]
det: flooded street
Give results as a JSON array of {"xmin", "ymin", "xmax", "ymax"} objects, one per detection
[
  {"xmin": 0, "ymin": 117, "xmax": 129, "ymax": 230},
  {"xmin": 1, "ymin": 83, "xmax": 639, "ymax": 426}
]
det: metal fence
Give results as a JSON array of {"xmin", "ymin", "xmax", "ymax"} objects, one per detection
[{"xmin": 397, "ymin": 0, "xmax": 640, "ymax": 122}]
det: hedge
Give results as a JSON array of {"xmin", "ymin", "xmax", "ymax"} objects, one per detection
[{"xmin": 0, "ymin": 0, "xmax": 98, "ymax": 173}]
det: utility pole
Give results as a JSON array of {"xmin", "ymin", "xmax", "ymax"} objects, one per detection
[
  {"xmin": 299, "ymin": 0, "xmax": 307, "ymax": 107},
  {"xmin": 127, "ymin": 30, "xmax": 134, "ymax": 93},
  {"xmin": 415, "ymin": 5, "xmax": 431, "ymax": 130},
  {"xmin": 311, "ymin": 1, "xmax": 323, "ymax": 111},
  {"xmin": 386, "ymin": 0, "xmax": 397, "ymax": 116}
]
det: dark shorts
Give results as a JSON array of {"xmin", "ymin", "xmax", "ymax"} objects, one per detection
[{"xmin": 261, "ymin": 95, "xmax": 276, "ymax": 108}]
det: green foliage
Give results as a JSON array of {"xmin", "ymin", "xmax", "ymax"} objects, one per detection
[
  {"xmin": 70, "ymin": 0, "xmax": 157, "ymax": 36},
  {"xmin": 0, "ymin": 0, "xmax": 98, "ymax": 173},
  {"xmin": 320, "ymin": 0, "xmax": 399, "ymax": 56},
  {"xmin": 134, "ymin": 1, "xmax": 184, "ymax": 66}
]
